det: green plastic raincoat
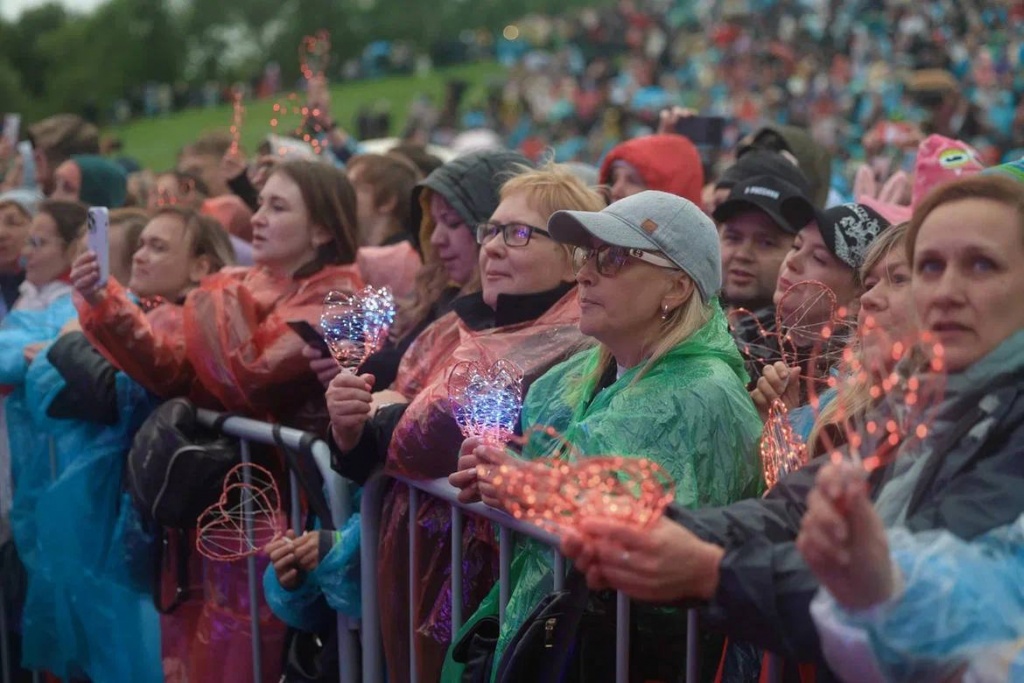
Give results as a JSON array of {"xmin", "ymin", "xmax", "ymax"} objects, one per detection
[{"xmin": 442, "ymin": 304, "xmax": 764, "ymax": 682}]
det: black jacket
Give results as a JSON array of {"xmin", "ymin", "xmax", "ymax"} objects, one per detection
[
  {"xmin": 46, "ymin": 332, "xmax": 121, "ymax": 424},
  {"xmin": 330, "ymin": 284, "xmax": 575, "ymax": 484},
  {"xmin": 667, "ymin": 363, "xmax": 1024, "ymax": 678}
]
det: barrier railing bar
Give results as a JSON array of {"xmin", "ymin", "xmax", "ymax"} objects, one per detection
[
  {"xmin": 498, "ymin": 525, "xmax": 511, "ymax": 628},
  {"xmin": 553, "ymin": 551, "xmax": 565, "ymax": 591},
  {"xmin": 451, "ymin": 507, "xmax": 464, "ymax": 634},
  {"xmin": 0, "ymin": 584, "xmax": 10, "ymax": 683},
  {"xmin": 289, "ymin": 471, "xmax": 301, "ymax": 533},
  {"xmin": 616, "ymin": 592, "xmax": 630, "ymax": 683},
  {"xmin": 196, "ymin": 411, "xmax": 352, "ymax": 683},
  {"xmin": 239, "ymin": 439, "xmax": 263, "ymax": 683},
  {"xmin": 687, "ymin": 610, "xmax": 699, "ymax": 683},
  {"xmin": 308, "ymin": 442, "xmax": 360, "ymax": 683},
  {"xmin": 359, "ymin": 477, "xmax": 386, "ymax": 683},
  {"xmin": 408, "ymin": 485, "xmax": 420, "ymax": 683},
  {"xmin": 361, "ymin": 474, "xmax": 701, "ymax": 683}
]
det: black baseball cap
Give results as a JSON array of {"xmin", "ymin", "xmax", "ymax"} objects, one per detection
[
  {"xmin": 715, "ymin": 150, "xmax": 812, "ymax": 197},
  {"xmin": 816, "ymin": 203, "xmax": 891, "ymax": 270},
  {"xmin": 712, "ymin": 175, "xmax": 816, "ymax": 235}
]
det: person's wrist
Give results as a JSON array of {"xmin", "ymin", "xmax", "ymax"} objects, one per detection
[{"xmin": 694, "ymin": 540, "xmax": 725, "ymax": 600}]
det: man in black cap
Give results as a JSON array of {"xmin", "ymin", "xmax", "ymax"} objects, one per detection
[{"xmin": 712, "ymin": 174, "xmax": 817, "ymax": 382}]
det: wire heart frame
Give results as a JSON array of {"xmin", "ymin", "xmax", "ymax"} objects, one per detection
[
  {"xmin": 759, "ymin": 399, "xmax": 807, "ymax": 490},
  {"xmin": 196, "ymin": 463, "xmax": 284, "ymax": 562},
  {"xmin": 482, "ymin": 426, "xmax": 676, "ymax": 536},
  {"xmin": 728, "ymin": 279, "xmax": 853, "ymax": 397},
  {"xmin": 824, "ymin": 323, "xmax": 948, "ymax": 472},
  {"xmin": 447, "ymin": 359, "xmax": 524, "ymax": 446},
  {"xmin": 320, "ymin": 286, "xmax": 396, "ymax": 372}
]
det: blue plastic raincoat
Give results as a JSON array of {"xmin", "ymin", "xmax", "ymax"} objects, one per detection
[{"xmin": 811, "ymin": 513, "xmax": 1024, "ymax": 682}]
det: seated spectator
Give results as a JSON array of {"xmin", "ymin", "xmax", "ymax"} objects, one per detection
[
  {"xmin": 327, "ymin": 163, "xmax": 601, "ymax": 681},
  {"xmin": 561, "ymin": 174, "xmax": 1024, "ymax": 681},
  {"xmin": 445, "ymin": 190, "xmax": 763, "ymax": 681}
]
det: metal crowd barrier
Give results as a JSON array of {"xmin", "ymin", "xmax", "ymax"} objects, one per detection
[
  {"xmin": 195, "ymin": 410, "xmax": 360, "ymax": 683},
  {"xmin": 358, "ymin": 474, "xmax": 702, "ymax": 683}
]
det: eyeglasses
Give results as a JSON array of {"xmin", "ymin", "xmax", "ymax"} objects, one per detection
[
  {"xmin": 476, "ymin": 222, "xmax": 551, "ymax": 247},
  {"xmin": 572, "ymin": 244, "xmax": 678, "ymax": 277}
]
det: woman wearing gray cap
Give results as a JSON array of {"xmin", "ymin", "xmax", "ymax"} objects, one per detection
[{"xmin": 445, "ymin": 190, "xmax": 763, "ymax": 681}]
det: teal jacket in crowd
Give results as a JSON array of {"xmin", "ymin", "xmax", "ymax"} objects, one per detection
[{"xmin": 5, "ymin": 289, "xmax": 162, "ymax": 682}]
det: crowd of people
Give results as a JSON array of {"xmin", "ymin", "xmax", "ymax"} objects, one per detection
[{"xmin": 0, "ymin": 1, "xmax": 1022, "ymax": 682}]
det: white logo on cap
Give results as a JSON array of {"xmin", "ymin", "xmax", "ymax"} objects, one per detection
[
  {"xmin": 832, "ymin": 204, "xmax": 884, "ymax": 268},
  {"xmin": 744, "ymin": 186, "xmax": 780, "ymax": 199}
]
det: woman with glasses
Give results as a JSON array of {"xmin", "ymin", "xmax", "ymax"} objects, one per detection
[
  {"xmin": 327, "ymin": 163, "xmax": 602, "ymax": 682},
  {"xmin": 444, "ymin": 190, "xmax": 763, "ymax": 681}
]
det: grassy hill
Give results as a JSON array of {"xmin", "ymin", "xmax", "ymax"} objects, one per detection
[{"xmin": 111, "ymin": 61, "xmax": 505, "ymax": 171}]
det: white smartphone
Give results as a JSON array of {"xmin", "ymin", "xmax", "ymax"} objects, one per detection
[
  {"xmin": 86, "ymin": 207, "xmax": 110, "ymax": 287},
  {"xmin": 3, "ymin": 114, "xmax": 20, "ymax": 146}
]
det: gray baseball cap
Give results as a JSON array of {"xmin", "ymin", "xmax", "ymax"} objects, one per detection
[{"xmin": 548, "ymin": 190, "xmax": 721, "ymax": 302}]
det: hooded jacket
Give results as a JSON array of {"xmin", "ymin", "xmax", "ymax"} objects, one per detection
[
  {"xmin": 442, "ymin": 304, "xmax": 764, "ymax": 682},
  {"xmin": 361, "ymin": 149, "xmax": 532, "ymax": 389},
  {"xmin": 739, "ymin": 126, "xmax": 832, "ymax": 209},
  {"xmin": 409, "ymin": 149, "xmax": 533, "ymax": 255},
  {"xmin": 599, "ymin": 134, "xmax": 704, "ymax": 205}
]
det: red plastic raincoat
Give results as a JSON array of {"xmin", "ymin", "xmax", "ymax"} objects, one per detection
[
  {"xmin": 75, "ymin": 264, "xmax": 363, "ymax": 683},
  {"xmin": 376, "ymin": 289, "xmax": 590, "ymax": 682}
]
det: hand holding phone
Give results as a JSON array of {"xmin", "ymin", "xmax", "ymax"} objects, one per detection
[
  {"xmin": 86, "ymin": 207, "xmax": 110, "ymax": 288},
  {"xmin": 287, "ymin": 320, "xmax": 330, "ymax": 356},
  {"xmin": 674, "ymin": 116, "xmax": 725, "ymax": 148}
]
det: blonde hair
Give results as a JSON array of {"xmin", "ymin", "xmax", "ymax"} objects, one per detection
[
  {"xmin": 501, "ymin": 162, "xmax": 605, "ymax": 263},
  {"xmin": 393, "ymin": 163, "xmax": 603, "ymax": 339},
  {"xmin": 807, "ymin": 222, "xmax": 908, "ymax": 454},
  {"xmin": 573, "ymin": 273, "xmax": 714, "ymax": 403}
]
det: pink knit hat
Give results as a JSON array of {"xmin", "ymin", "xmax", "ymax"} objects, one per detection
[{"xmin": 858, "ymin": 135, "xmax": 986, "ymax": 224}]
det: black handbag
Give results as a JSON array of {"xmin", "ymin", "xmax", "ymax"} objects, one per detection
[{"xmin": 453, "ymin": 569, "xmax": 590, "ymax": 683}]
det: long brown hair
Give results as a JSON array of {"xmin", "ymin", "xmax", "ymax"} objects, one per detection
[
  {"xmin": 270, "ymin": 160, "xmax": 359, "ymax": 267},
  {"xmin": 37, "ymin": 199, "xmax": 88, "ymax": 246},
  {"xmin": 807, "ymin": 222, "xmax": 909, "ymax": 453},
  {"xmin": 391, "ymin": 188, "xmax": 479, "ymax": 339}
]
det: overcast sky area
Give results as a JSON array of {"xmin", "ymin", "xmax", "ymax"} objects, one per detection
[{"xmin": 1, "ymin": 0, "xmax": 106, "ymax": 20}]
